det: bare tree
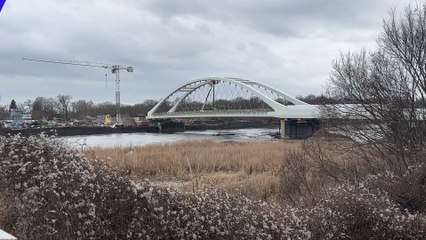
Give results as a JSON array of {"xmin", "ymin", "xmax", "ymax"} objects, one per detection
[
  {"xmin": 0, "ymin": 102, "xmax": 7, "ymax": 120},
  {"xmin": 32, "ymin": 97, "xmax": 57, "ymax": 120},
  {"xmin": 71, "ymin": 100, "xmax": 94, "ymax": 119},
  {"xmin": 22, "ymin": 99, "xmax": 33, "ymax": 112},
  {"xmin": 323, "ymin": 4, "xmax": 426, "ymax": 173},
  {"xmin": 57, "ymin": 95, "xmax": 72, "ymax": 121}
]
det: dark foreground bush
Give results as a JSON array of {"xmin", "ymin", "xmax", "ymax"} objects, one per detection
[
  {"xmin": 308, "ymin": 183, "xmax": 426, "ymax": 239},
  {"xmin": 0, "ymin": 134, "xmax": 310, "ymax": 239},
  {"xmin": 277, "ymin": 139, "xmax": 426, "ymax": 239},
  {"xmin": 371, "ymin": 164, "xmax": 426, "ymax": 214}
]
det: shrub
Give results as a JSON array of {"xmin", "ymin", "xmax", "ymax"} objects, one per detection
[
  {"xmin": 307, "ymin": 182, "xmax": 426, "ymax": 239},
  {"xmin": 277, "ymin": 138, "xmax": 426, "ymax": 239},
  {"xmin": 278, "ymin": 138, "xmax": 366, "ymax": 206},
  {"xmin": 388, "ymin": 164, "xmax": 426, "ymax": 213},
  {"xmin": 0, "ymin": 134, "xmax": 148, "ymax": 239},
  {"xmin": 278, "ymin": 149, "xmax": 314, "ymax": 205},
  {"xmin": 1, "ymin": 134, "xmax": 425, "ymax": 239},
  {"xmin": 0, "ymin": 134, "xmax": 311, "ymax": 239},
  {"xmin": 362, "ymin": 164, "xmax": 426, "ymax": 214}
]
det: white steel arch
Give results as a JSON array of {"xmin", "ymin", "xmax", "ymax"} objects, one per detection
[{"xmin": 147, "ymin": 77, "xmax": 319, "ymax": 119}]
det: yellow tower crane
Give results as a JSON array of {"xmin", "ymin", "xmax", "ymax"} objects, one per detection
[{"xmin": 23, "ymin": 57, "xmax": 133, "ymax": 124}]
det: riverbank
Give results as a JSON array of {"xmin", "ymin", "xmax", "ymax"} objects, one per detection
[
  {"xmin": 0, "ymin": 126, "xmax": 159, "ymax": 136},
  {"xmin": 0, "ymin": 119, "xmax": 276, "ymax": 137}
]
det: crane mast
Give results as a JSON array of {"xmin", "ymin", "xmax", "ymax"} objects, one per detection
[{"xmin": 23, "ymin": 57, "xmax": 133, "ymax": 124}]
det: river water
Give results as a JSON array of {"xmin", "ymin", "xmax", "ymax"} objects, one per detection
[{"xmin": 62, "ymin": 128, "xmax": 279, "ymax": 148}]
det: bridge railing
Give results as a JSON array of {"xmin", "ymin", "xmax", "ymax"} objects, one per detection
[{"xmin": 151, "ymin": 109, "xmax": 271, "ymax": 117}]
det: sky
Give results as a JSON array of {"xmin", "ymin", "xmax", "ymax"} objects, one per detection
[{"xmin": 0, "ymin": 0, "xmax": 423, "ymax": 105}]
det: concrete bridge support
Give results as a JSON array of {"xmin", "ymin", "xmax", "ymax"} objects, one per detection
[
  {"xmin": 279, "ymin": 119, "xmax": 286, "ymax": 139},
  {"xmin": 280, "ymin": 119, "xmax": 320, "ymax": 139},
  {"xmin": 155, "ymin": 120, "xmax": 185, "ymax": 133}
]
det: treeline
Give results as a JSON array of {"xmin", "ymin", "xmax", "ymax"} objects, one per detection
[
  {"xmin": 0, "ymin": 94, "xmax": 341, "ymax": 121},
  {"xmin": 0, "ymin": 95, "xmax": 158, "ymax": 121}
]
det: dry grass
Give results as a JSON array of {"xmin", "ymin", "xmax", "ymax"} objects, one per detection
[
  {"xmin": 86, "ymin": 140, "xmax": 301, "ymax": 202},
  {"xmin": 86, "ymin": 138, "xmax": 369, "ymax": 204},
  {"xmin": 87, "ymin": 140, "xmax": 301, "ymax": 178}
]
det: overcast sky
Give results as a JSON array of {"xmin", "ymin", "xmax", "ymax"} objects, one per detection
[{"xmin": 0, "ymin": 0, "xmax": 423, "ymax": 105}]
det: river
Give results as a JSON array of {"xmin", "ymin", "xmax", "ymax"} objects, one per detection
[{"xmin": 62, "ymin": 128, "xmax": 279, "ymax": 148}]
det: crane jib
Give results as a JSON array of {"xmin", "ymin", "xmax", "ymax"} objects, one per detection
[{"xmin": 22, "ymin": 57, "xmax": 133, "ymax": 124}]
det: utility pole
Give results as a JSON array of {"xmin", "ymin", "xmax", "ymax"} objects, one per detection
[{"xmin": 23, "ymin": 57, "xmax": 133, "ymax": 124}]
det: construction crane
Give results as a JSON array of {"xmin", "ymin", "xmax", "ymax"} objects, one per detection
[{"xmin": 23, "ymin": 57, "xmax": 133, "ymax": 124}]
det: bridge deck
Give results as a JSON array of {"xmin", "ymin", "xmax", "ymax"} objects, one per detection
[{"xmin": 147, "ymin": 105, "xmax": 320, "ymax": 120}]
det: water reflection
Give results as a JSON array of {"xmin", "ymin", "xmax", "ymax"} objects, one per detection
[{"xmin": 63, "ymin": 128, "xmax": 278, "ymax": 148}]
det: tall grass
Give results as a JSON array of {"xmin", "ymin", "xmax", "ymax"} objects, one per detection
[
  {"xmin": 88, "ymin": 141, "xmax": 300, "ymax": 178},
  {"xmin": 87, "ymin": 140, "xmax": 300, "ymax": 202}
]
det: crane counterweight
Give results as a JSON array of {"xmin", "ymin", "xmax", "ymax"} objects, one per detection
[{"xmin": 23, "ymin": 57, "xmax": 133, "ymax": 124}]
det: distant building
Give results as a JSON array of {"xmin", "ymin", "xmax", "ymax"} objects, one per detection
[
  {"xmin": 4, "ymin": 109, "xmax": 33, "ymax": 129},
  {"xmin": 9, "ymin": 109, "xmax": 32, "ymax": 121}
]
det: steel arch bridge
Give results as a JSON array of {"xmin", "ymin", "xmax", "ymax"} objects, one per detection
[{"xmin": 147, "ymin": 77, "xmax": 319, "ymax": 120}]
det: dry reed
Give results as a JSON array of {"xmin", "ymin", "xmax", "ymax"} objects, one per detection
[
  {"xmin": 87, "ymin": 140, "xmax": 300, "ymax": 179},
  {"xmin": 87, "ymin": 140, "xmax": 301, "ymax": 202}
]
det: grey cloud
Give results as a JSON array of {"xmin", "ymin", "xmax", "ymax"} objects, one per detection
[
  {"xmin": 0, "ymin": 0, "xmax": 423, "ymax": 105},
  {"xmin": 137, "ymin": 0, "xmax": 386, "ymax": 37}
]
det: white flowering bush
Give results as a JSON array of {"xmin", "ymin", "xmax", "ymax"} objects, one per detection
[
  {"xmin": 278, "ymin": 142, "xmax": 426, "ymax": 239},
  {"xmin": 0, "ymin": 134, "xmax": 310, "ymax": 239},
  {"xmin": 1, "ymin": 134, "xmax": 425, "ymax": 239},
  {"xmin": 307, "ymin": 183, "xmax": 426, "ymax": 239},
  {"xmin": 363, "ymin": 164, "xmax": 426, "ymax": 214},
  {"xmin": 0, "ymin": 134, "xmax": 125, "ymax": 239}
]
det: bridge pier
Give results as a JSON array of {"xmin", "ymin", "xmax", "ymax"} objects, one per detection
[
  {"xmin": 279, "ymin": 119, "xmax": 286, "ymax": 139},
  {"xmin": 156, "ymin": 120, "xmax": 185, "ymax": 133},
  {"xmin": 279, "ymin": 119, "xmax": 320, "ymax": 139}
]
